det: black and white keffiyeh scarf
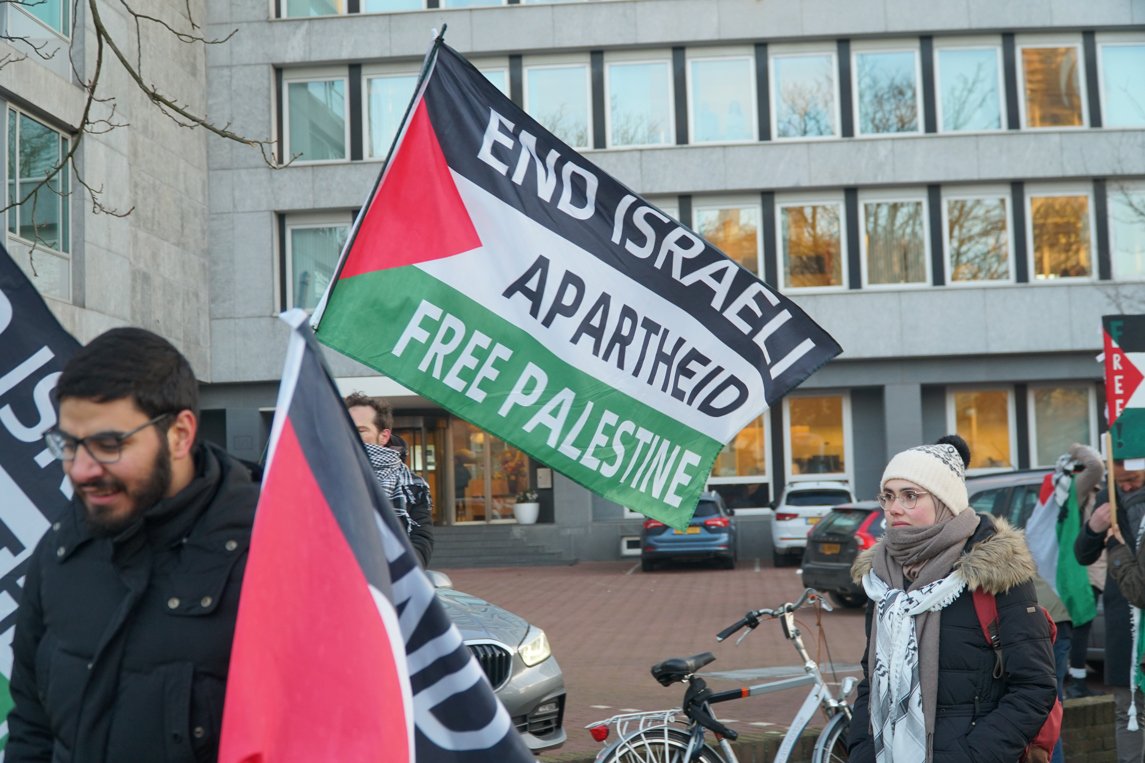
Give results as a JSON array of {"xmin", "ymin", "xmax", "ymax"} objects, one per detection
[
  {"xmin": 862, "ymin": 571, "xmax": 966, "ymax": 762},
  {"xmin": 364, "ymin": 442, "xmax": 428, "ymax": 534}
]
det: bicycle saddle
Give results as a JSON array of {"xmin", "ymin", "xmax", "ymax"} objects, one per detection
[{"xmin": 650, "ymin": 652, "xmax": 716, "ymax": 686}]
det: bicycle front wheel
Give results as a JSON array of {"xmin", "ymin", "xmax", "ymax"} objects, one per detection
[
  {"xmin": 599, "ymin": 726, "xmax": 726, "ymax": 763},
  {"xmin": 811, "ymin": 712, "xmax": 850, "ymax": 763}
]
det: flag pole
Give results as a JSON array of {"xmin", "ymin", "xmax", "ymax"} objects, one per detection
[{"xmin": 1106, "ymin": 430, "xmax": 1120, "ymax": 536}]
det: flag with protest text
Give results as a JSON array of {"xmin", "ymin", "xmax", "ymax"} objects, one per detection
[
  {"xmin": 219, "ymin": 309, "xmax": 534, "ymax": 763},
  {"xmin": 1104, "ymin": 315, "xmax": 1145, "ymax": 460},
  {"xmin": 314, "ymin": 38, "xmax": 841, "ymax": 528},
  {"xmin": 0, "ymin": 246, "xmax": 79, "ymax": 750}
]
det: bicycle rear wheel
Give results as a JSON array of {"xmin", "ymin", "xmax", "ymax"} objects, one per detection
[
  {"xmin": 599, "ymin": 726, "xmax": 726, "ymax": 763},
  {"xmin": 811, "ymin": 713, "xmax": 850, "ymax": 763}
]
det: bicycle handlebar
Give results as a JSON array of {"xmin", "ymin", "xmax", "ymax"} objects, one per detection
[{"xmin": 714, "ymin": 588, "xmax": 826, "ymax": 642}]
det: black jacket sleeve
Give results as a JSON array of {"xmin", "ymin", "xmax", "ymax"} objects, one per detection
[
  {"xmin": 1075, "ymin": 520, "xmax": 1108, "ymax": 566},
  {"xmin": 406, "ymin": 484, "xmax": 435, "ymax": 568},
  {"xmin": 1109, "ymin": 542, "xmax": 1145, "ymax": 609},
  {"xmin": 6, "ymin": 543, "xmax": 55, "ymax": 762},
  {"xmin": 847, "ymin": 601, "xmax": 875, "ymax": 762}
]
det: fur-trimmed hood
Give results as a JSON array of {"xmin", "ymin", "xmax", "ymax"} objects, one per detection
[{"xmin": 851, "ymin": 517, "xmax": 1036, "ymax": 595}]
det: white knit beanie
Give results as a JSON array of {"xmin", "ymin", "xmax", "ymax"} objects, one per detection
[{"xmin": 881, "ymin": 443, "xmax": 969, "ymax": 514}]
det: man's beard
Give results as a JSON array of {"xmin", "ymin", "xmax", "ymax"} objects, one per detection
[{"xmin": 80, "ymin": 441, "xmax": 173, "ymax": 538}]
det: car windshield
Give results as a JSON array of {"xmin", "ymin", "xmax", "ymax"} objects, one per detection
[
  {"xmin": 817, "ymin": 509, "xmax": 870, "ymax": 533},
  {"xmin": 691, "ymin": 500, "xmax": 720, "ymax": 519},
  {"xmin": 784, "ymin": 490, "xmax": 851, "ymax": 506}
]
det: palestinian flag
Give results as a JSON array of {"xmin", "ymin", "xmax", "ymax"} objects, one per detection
[
  {"xmin": 218, "ymin": 310, "xmax": 534, "ymax": 763},
  {"xmin": 1104, "ymin": 314, "xmax": 1145, "ymax": 459},
  {"xmin": 1025, "ymin": 459, "xmax": 1096, "ymax": 627},
  {"xmin": 314, "ymin": 37, "xmax": 840, "ymax": 528}
]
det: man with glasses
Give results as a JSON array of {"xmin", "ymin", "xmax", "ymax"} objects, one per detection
[
  {"xmin": 6, "ymin": 327, "xmax": 259, "ymax": 762},
  {"xmin": 1076, "ymin": 458, "xmax": 1145, "ymax": 763}
]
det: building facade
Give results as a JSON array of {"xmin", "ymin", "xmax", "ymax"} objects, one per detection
[{"xmin": 7, "ymin": 0, "xmax": 1145, "ymax": 560}]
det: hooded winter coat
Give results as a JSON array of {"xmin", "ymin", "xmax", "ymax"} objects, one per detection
[
  {"xmin": 847, "ymin": 515, "xmax": 1057, "ymax": 763},
  {"xmin": 6, "ymin": 443, "xmax": 258, "ymax": 763}
]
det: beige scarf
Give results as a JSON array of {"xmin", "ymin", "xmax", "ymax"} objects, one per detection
[{"xmin": 869, "ymin": 507, "xmax": 979, "ymax": 758}]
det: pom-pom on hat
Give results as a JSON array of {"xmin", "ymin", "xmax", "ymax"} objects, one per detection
[{"xmin": 881, "ymin": 434, "xmax": 972, "ymax": 514}]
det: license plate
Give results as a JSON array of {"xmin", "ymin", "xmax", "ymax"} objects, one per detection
[
  {"xmin": 819, "ymin": 543, "xmax": 840, "ymax": 555},
  {"xmin": 807, "ymin": 517, "xmax": 821, "ymax": 525},
  {"xmin": 674, "ymin": 527, "xmax": 702, "ymax": 535}
]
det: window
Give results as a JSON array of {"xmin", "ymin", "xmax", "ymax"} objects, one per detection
[
  {"xmin": 441, "ymin": 0, "xmax": 504, "ymax": 6},
  {"xmin": 693, "ymin": 199, "xmax": 761, "ymax": 275},
  {"xmin": 1019, "ymin": 42, "xmax": 1086, "ymax": 128},
  {"xmin": 935, "ymin": 44, "xmax": 1002, "ymax": 132},
  {"xmin": 285, "ymin": 0, "xmax": 344, "ymax": 15},
  {"xmin": 366, "ymin": 71, "xmax": 418, "ymax": 159},
  {"xmin": 949, "ymin": 388, "xmax": 1014, "ymax": 471},
  {"xmin": 943, "ymin": 189, "xmax": 1012, "ymax": 283},
  {"xmin": 451, "ymin": 419, "xmax": 529, "ymax": 523},
  {"xmin": 1027, "ymin": 187, "xmax": 1093, "ymax": 280},
  {"xmin": 1029, "ymin": 385, "xmax": 1096, "ymax": 467},
  {"xmin": 707, "ymin": 415, "xmax": 770, "ymax": 512},
  {"xmin": 785, "ymin": 393, "xmax": 850, "ymax": 480},
  {"xmin": 13, "ymin": 0, "xmax": 68, "ymax": 35},
  {"xmin": 777, "ymin": 198, "xmax": 845, "ymax": 289},
  {"xmin": 688, "ymin": 52, "xmax": 755, "ymax": 143},
  {"xmin": 285, "ymin": 74, "xmax": 348, "ymax": 163},
  {"xmin": 524, "ymin": 60, "xmax": 591, "ymax": 148},
  {"xmin": 362, "ymin": 0, "xmax": 422, "ymax": 10},
  {"xmin": 854, "ymin": 47, "xmax": 920, "ymax": 135},
  {"xmin": 477, "ymin": 64, "xmax": 509, "ymax": 97},
  {"xmin": 1108, "ymin": 183, "xmax": 1145, "ymax": 280},
  {"xmin": 1099, "ymin": 41, "xmax": 1145, "ymax": 127},
  {"xmin": 7, "ymin": 109, "xmax": 70, "ymax": 299},
  {"xmin": 861, "ymin": 193, "xmax": 928, "ymax": 286},
  {"xmin": 606, "ymin": 56, "xmax": 673, "ymax": 147},
  {"xmin": 286, "ymin": 217, "xmax": 350, "ymax": 311},
  {"xmin": 771, "ymin": 50, "xmax": 837, "ymax": 139}
]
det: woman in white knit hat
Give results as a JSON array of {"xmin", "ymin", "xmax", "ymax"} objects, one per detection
[{"xmin": 846, "ymin": 435, "xmax": 1057, "ymax": 762}]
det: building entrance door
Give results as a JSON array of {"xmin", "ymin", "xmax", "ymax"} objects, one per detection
[{"xmin": 450, "ymin": 419, "xmax": 529, "ymax": 524}]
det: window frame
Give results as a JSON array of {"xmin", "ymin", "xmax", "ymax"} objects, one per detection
[
  {"xmin": 933, "ymin": 37, "xmax": 1005, "ymax": 135},
  {"xmin": 1026, "ymin": 383, "xmax": 1098, "ymax": 468},
  {"xmin": 1096, "ymin": 33, "xmax": 1145, "ymax": 129},
  {"xmin": 1106, "ymin": 179, "xmax": 1145, "ymax": 282},
  {"xmin": 1024, "ymin": 183, "xmax": 1097, "ymax": 283},
  {"xmin": 603, "ymin": 50, "xmax": 676, "ymax": 149},
  {"xmin": 768, "ymin": 44, "xmax": 841, "ymax": 141},
  {"xmin": 685, "ymin": 47, "xmax": 758, "ymax": 145},
  {"xmin": 1016, "ymin": 35, "xmax": 1089, "ymax": 130},
  {"xmin": 941, "ymin": 184, "xmax": 1015, "ymax": 287},
  {"xmin": 774, "ymin": 191, "xmax": 848, "ymax": 292},
  {"xmin": 691, "ymin": 194, "xmax": 764, "ymax": 277},
  {"xmin": 946, "ymin": 386, "xmax": 1017, "ymax": 475},
  {"xmin": 707, "ymin": 414, "xmax": 769, "ymax": 482},
  {"xmin": 851, "ymin": 40, "xmax": 923, "ymax": 138},
  {"xmin": 522, "ymin": 54, "xmax": 594, "ymax": 149},
  {"xmin": 282, "ymin": 67, "xmax": 351, "ymax": 165},
  {"xmin": 282, "ymin": 211, "xmax": 354, "ymax": 312},
  {"xmin": 11, "ymin": 0, "xmax": 70, "ymax": 38},
  {"xmin": 782, "ymin": 390, "xmax": 853, "ymax": 486},
  {"xmin": 858, "ymin": 188, "xmax": 931, "ymax": 289}
]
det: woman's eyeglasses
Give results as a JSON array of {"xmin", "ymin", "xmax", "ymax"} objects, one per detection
[{"xmin": 876, "ymin": 489, "xmax": 930, "ymax": 511}]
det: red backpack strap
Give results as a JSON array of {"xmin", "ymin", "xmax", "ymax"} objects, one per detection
[{"xmin": 971, "ymin": 588, "xmax": 1004, "ymax": 679}]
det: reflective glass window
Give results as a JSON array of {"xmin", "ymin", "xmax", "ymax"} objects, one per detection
[
  {"xmin": 855, "ymin": 50, "xmax": 919, "ymax": 134},
  {"xmin": 367, "ymin": 73, "xmax": 417, "ymax": 158},
  {"xmin": 1108, "ymin": 185, "xmax": 1145, "ymax": 280},
  {"xmin": 288, "ymin": 224, "xmax": 349, "ymax": 311},
  {"xmin": 936, "ymin": 47, "xmax": 1002, "ymax": 131},
  {"xmin": 689, "ymin": 57, "xmax": 754, "ymax": 143},
  {"xmin": 788, "ymin": 395, "xmax": 846, "ymax": 476},
  {"xmin": 607, "ymin": 60, "xmax": 673, "ymax": 147},
  {"xmin": 772, "ymin": 53, "xmax": 837, "ymax": 138},
  {"xmin": 1029, "ymin": 194, "xmax": 1092, "ymax": 279},
  {"xmin": 7, "ymin": 110, "xmax": 69, "ymax": 254},
  {"xmin": 1021, "ymin": 46, "xmax": 1084, "ymax": 127},
  {"xmin": 711, "ymin": 416, "xmax": 766, "ymax": 478},
  {"xmin": 1101, "ymin": 44, "xmax": 1145, "ymax": 127},
  {"xmin": 287, "ymin": 79, "xmax": 347, "ymax": 162},
  {"xmin": 526, "ymin": 64, "xmax": 591, "ymax": 148},
  {"xmin": 442, "ymin": 0, "xmax": 503, "ymax": 6},
  {"xmin": 952, "ymin": 389, "xmax": 1013, "ymax": 470},
  {"xmin": 780, "ymin": 203, "xmax": 844, "ymax": 288},
  {"xmin": 16, "ymin": 0, "xmax": 69, "ymax": 33},
  {"xmin": 362, "ymin": 0, "xmax": 422, "ymax": 10},
  {"xmin": 946, "ymin": 196, "xmax": 1010, "ymax": 282},
  {"xmin": 694, "ymin": 203, "xmax": 761, "ymax": 274},
  {"xmin": 1031, "ymin": 386, "xmax": 1092, "ymax": 467},
  {"xmin": 863, "ymin": 199, "xmax": 926, "ymax": 285}
]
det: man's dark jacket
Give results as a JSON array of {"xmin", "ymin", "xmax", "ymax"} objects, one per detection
[{"xmin": 6, "ymin": 443, "xmax": 258, "ymax": 762}]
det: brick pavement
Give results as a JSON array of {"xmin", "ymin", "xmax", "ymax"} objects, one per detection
[{"xmin": 445, "ymin": 559, "xmax": 871, "ymax": 761}]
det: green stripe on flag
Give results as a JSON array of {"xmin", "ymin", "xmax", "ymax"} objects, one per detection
[
  {"xmin": 1056, "ymin": 480, "xmax": 1096, "ymax": 627},
  {"xmin": 317, "ymin": 266, "xmax": 722, "ymax": 527},
  {"xmin": 1112, "ymin": 408, "xmax": 1145, "ymax": 461}
]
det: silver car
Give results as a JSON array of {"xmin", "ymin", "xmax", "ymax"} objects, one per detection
[{"xmin": 429, "ymin": 571, "xmax": 567, "ymax": 751}]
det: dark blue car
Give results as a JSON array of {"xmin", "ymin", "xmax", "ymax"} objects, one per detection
[{"xmin": 640, "ymin": 492, "xmax": 737, "ymax": 571}]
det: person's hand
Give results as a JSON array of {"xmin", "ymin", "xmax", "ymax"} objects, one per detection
[
  {"xmin": 1109, "ymin": 524, "xmax": 1126, "ymax": 546},
  {"xmin": 1089, "ymin": 502, "xmax": 1112, "ymax": 533},
  {"xmin": 1023, "ymin": 746, "xmax": 1050, "ymax": 763}
]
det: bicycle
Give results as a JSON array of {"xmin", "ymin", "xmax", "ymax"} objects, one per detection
[{"xmin": 586, "ymin": 588, "xmax": 856, "ymax": 763}]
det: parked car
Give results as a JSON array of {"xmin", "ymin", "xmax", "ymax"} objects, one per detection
[
  {"xmin": 801, "ymin": 501, "xmax": 884, "ymax": 607},
  {"xmin": 965, "ymin": 468, "xmax": 1104, "ymax": 663},
  {"xmin": 640, "ymin": 491, "xmax": 737, "ymax": 571},
  {"xmin": 770, "ymin": 481, "xmax": 855, "ymax": 566},
  {"xmin": 427, "ymin": 570, "xmax": 567, "ymax": 751}
]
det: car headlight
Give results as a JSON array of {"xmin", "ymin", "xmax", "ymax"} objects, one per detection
[{"xmin": 518, "ymin": 626, "xmax": 551, "ymax": 667}]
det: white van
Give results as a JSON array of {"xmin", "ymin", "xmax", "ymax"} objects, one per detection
[{"xmin": 770, "ymin": 481, "xmax": 855, "ymax": 567}]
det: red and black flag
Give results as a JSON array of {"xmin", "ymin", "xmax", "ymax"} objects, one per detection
[{"xmin": 218, "ymin": 309, "xmax": 534, "ymax": 762}]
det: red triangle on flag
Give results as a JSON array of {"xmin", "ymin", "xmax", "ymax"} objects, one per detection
[{"xmin": 339, "ymin": 99, "xmax": 482, "ymax": 280}]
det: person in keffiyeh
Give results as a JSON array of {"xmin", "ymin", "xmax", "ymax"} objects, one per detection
[{"xmin": 847, "ymin": 434, "xmax": 1057, "ymax": 763}]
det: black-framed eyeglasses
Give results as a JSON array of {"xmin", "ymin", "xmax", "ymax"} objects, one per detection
[
  {"xmin": 876, "ymin": 489, "xmax": 930, "ymax": 511},
  {"xmin": 44, "ymin": 413, "xmax": 172, "ymax": 465}
]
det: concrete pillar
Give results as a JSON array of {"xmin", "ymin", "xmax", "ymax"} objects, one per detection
[{"xmin": 884, "ymin": 383, "xmax": 925, "ymax": 456}]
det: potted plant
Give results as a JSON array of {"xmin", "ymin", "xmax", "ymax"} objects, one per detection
[{"xmin": 513, "ymin": 489, "xmax": 540, "ymax": 525}]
